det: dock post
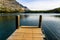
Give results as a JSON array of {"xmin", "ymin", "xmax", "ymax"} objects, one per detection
[
  {"xmin": 39, "ymin": 15, "xmax": 42, "ymax": 28},
  {"xmin": 16, "ymin": 15, "xmax": 20, "ymax": 29}
]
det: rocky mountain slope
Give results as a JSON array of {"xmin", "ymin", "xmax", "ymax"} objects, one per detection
[{"xmin": 0, "ymin": 0, "xmax": 26, "ymax": 13}]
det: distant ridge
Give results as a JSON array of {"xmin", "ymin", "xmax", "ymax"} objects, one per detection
[{"xmin": 25, "ymin": 7, "xmax": 60, "ymax": 13}]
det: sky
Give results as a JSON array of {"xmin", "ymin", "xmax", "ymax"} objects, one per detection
[{"xmin": 16, "ymin": 0, "xmax": 60, "ymax": 10}]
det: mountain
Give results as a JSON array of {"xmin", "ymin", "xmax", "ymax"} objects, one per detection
[
  {"xmin": 0, "ymin": 0, "xmax": 26, "ymax": 13},
  {"xmin": 19, "ymin": 4, "xmax": 30, "ymax": 12}
]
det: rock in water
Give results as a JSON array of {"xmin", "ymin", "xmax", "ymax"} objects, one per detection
[{"xmin": 0, "ymin": 0, "xmax": 25, "ymax": 13}]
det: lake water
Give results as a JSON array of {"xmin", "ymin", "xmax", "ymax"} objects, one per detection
[
  {"xmin": 20, "ymin": 15, "xmax": 39, "ymax": 26},
  {"xmin": 20, "ymin": 15, "xmax": 60, "ymax": 40},
  {"xmin": 42, "ymin": 16, "xmax": 60, "ymax": 40},
  {"xmin": 0, "ymin": 15, "xmax": 60, "ymax": 40},
  {"xmin": 0, "ymin": 16, "xmax": 16, "ymax": 40}
]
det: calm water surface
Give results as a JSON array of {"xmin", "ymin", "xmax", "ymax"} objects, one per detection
[
  {"xmin": 20, "ymin": 15, "xmax": 39, "ymax": 26},
  {"xmin": 0, "ymin": 16, "xmax": 16, "ymax": 40}
]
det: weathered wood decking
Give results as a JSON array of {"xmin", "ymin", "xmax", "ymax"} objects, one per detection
[{"xmin": 7, "ymin": 26, "xmax": 45, "ymax": 40}]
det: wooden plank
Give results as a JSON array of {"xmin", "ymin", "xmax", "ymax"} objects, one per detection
[
  {"xmin": 7, "ymin": 27, "xmax": 45, "ymax": 40},
  {"xmin": 21, "ymin": 26, "xmax": 38, "ymax": 28}
]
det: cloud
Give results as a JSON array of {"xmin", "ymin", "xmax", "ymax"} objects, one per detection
[{"xmin": 16, "ymin": 0, "xmax": 60, "ymax": 10}]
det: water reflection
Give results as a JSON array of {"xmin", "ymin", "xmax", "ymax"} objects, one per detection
[
  {"xmin": 0, "ymin": 16, "xmax": 16, "ymax": 40},
  {"xmin": 42, "ymin": 16, "xmax": 60, "ymax": 40},
  {"xmin": 20, "ymin": 15, "xmax": 39, "ymax": 26},
  {"xmin": 42, "ymin": 16, "xmax": 60, "ymax": 21}
]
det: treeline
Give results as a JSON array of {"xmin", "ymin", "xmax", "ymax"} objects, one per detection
[
  {"xmin": 25, "ymin": 8, "xmax": 60, "ymax": 13},
  {"xmin": 54, "ymin": 15, "xmax": 60, "ymax": 17}
]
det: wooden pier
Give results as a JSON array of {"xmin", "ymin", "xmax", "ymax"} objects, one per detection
[
  {"xmin": 7, "ymin": 15, "xmax": 44, "ymax": 40},
  {"xmin": 7, "ymin": 26, "xmax": 45, "ymax": 40}
]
